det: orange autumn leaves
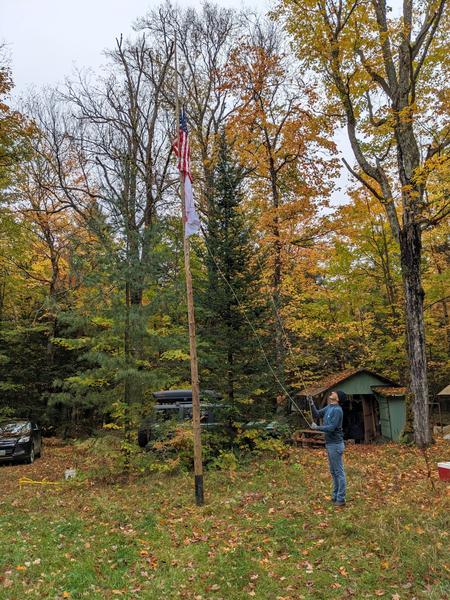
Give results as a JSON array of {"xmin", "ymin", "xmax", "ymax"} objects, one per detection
[{"xmin": 222, "ymin": 42, "xmax": 339, "ymax": 252}]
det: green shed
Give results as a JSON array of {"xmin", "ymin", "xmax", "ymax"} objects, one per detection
[
  {"xmin": 437, "ymin": 384, "xmax": 450, "ymax": 413},
  {"xmin": 372, "ymin": 387, "xmax": 407, "ymax": 441},
  {"xmin": 296, "ymin": 368, "xmax": 406, "ymax": 443}
]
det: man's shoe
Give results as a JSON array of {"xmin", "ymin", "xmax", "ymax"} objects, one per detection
[{"xmin": 334, "ymin": 501, "xmax": 346, "ymax": 508}]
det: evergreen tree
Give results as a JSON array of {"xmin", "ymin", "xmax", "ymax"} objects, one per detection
[{"xmin": 200, "ymin": 134, "xmax": 270, "ymax": 409}]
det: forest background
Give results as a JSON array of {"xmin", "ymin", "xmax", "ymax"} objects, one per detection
[{"xmin": 0, "ymin": 1, "xmax": 448, "ymax": 440}]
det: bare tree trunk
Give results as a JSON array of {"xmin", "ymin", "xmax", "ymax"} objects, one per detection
[
  {"xmin": 123, "ymin": 281, "xmax": 132, "ymax": 476},
  {"xmin": 399, "ymin": 224, "xmax": 430, "ymax": 446},
  {"xmin": 269, "ymin": 162, "xmax": 284, "ymax": 383}
]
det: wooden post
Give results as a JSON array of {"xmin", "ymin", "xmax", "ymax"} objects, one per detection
[{"xmin": 174, "ymin": 36, "xmax": 204, "ymax": 506}]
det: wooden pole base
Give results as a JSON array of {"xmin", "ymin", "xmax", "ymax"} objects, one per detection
[{"xmin": 195, "ymin": 474, "xmax": 204, "ymax": 506}]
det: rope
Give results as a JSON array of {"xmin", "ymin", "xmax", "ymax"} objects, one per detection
[
  {"xmin": 252, "ymin": 251, "xmax": 315, "ymax": 421},
  {"xmin": 19, "ymin": 477, "xmax": 62, "ymax": 487},
  {"xmin": 202, "ymin": 237, "xmax": 314, "ymax": 425},
  {"xmin": 196, "ymin": 155, "xmax": 315, "ymax": 424}
]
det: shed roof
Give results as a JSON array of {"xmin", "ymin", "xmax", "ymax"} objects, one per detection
[
  {"xmin": 297, "ymin": 368, "xmax": 397, "ymax": 397},
  {"xmin": 372, "ymin": 386, "xmax": 407, "ymax": 397},
  {"xmin": 437, "ymin": 384, "xmax": 450, "ymax": 396}
]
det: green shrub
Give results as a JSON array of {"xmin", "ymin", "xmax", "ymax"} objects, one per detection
[
  {"xmin": 208, "ymin": 450, "xmax": 238, "ymax": 472},
  {"xmin": 234, "ymin": 426, "xmax": 289, "ymax": 457}
]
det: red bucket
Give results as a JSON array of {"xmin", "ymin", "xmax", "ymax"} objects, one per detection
[{"xmin": 437, "ymin": 462, "xmax": 450, "ymax": 481}]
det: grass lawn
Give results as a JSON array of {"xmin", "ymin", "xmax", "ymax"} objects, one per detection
[{"xmin": 0, "ymin": 438, "xmax": 449, "ymax": 599}]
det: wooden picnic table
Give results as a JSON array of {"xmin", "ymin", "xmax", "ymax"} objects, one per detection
[{"xmin": 292, "ymin": 429, "xmax": 326, "ymax": 448}]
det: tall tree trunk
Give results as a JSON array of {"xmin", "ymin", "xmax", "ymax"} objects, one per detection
[
  {"xmin": 269, "ymin": 160, "xmax": 284, "ymax": 384},
  {"xmin": 399, "ymin": 224, "xmax": 431, "ymax": 447},
  {"xmin": 123, "ymin": 281, "xmax": 133, "ymax": 476},
  {"xmin": 227, "ymin": 344, "xmax": 234, "ymax": 404}
]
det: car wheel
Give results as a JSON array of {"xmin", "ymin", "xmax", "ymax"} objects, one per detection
[
  {"xmin": 26, "ymin": 446, "xmax": 35, "ymax": 464},
  {"xmin": 137, "ymin": 430, "xmax": 149, "ymax": 448}
]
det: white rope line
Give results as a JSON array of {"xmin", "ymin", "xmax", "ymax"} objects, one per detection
[
  {"xmin": 202, "ymin": 238, "xmax": 313, "ymax": 423},
  {"xmin": 195, "ymin": 155, "xmax": 314, "ymax": 423},
  {"xmin": 253, "ymin": 252, "xmax": 311, "ymax": 388}
]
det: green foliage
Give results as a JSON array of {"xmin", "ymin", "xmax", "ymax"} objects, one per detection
[
  {"xmin": 0, "ymin": 405, "xmax": 15, "ymax": 419},
  {"xmin": 208, "ymin": 449, "xmax": 239, "ymax": 472},
  {"xmin": 199, "ymin": 133, "xmax": 272, "ymax": 405},
  {"xmin": 159, "ymin": 349, "xmax": 190, "ymax": 362},
  {"xmin": 52, "ymin": 337, "xmax": 92, "ymax": 350},
  {"xmin": 0, "ymin": 5, "xmax": 447, "ymax": 449},
  {"xmin": 234, "ymin": 425, "xmax": 289, "ymax": 457}
]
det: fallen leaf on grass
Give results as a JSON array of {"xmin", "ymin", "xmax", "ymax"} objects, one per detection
[{"xmin": 145, "ymin": 555, "xmax": 158, "ymax": 569}]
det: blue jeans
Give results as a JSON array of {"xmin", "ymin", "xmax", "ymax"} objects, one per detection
[{"xmin": 326, "ymin": 442, "xmax": 346, "ymax": 502}]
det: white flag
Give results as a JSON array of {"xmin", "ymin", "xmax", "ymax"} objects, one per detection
[
  {"xmin": 173, "ymin": 108, "xmax": 201, "ymax": 237},
  {"xmin": 184, "ymin": 175, "xmax": 200, "ymax": 237}
]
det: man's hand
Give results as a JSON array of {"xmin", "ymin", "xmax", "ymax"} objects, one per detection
[{"xmin": 310, "ymin": 422, "xmax": 318, "ymax": 430}]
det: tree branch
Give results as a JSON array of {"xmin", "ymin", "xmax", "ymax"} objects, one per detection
[{"xmin": 342, "ymin": 157, "xmax": 384, "ymax": 200}]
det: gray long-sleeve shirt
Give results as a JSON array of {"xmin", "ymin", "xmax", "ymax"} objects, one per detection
[{"xmin": 311, "ymin": 402, "xmax": 344, "ymax": 444}]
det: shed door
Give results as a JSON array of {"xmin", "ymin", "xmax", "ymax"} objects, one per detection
[
  {"xmin": 362, "ymin": 398, "xmax": 377, "ymax": 443},
  {"xmin": 378, "ymin": 399, "xmax": 392, "ymax": 439}
]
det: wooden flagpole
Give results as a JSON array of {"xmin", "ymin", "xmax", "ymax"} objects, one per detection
[{"xmin": 174, "ymin": 35, "xmax": 204, "ymax": 506}]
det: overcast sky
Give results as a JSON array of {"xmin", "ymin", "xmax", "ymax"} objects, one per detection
[
  {"xmin": 1, "ymin": 0, "xmax": 351, "ymax": 203},
  {"xmin": 1, "ymin": 0, "xmax": 264, "ymax": 96}
]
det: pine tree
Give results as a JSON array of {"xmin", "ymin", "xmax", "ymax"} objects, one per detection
[{"xmin": 200, "ymin": 134, "xmax": 269, "ymax": 409}]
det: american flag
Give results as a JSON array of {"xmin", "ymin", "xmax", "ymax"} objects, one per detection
[{"xmin": 173, "ymin": 108, "xmax": 200, "ymax": 237}]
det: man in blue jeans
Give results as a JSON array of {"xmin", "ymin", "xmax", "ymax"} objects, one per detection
[{"xmin": 309, "ymin": 390, "xmax": 347, "ymax": 507}]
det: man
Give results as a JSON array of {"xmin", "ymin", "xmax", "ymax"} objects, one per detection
[{"xmin": 309, "ymin": 390, "xmax": 347, "ymax": 507}]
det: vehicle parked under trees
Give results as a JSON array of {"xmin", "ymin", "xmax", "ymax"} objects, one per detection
[{"xmin": 0, "ymin": 421, "xmax": 42, "ymax": 464}]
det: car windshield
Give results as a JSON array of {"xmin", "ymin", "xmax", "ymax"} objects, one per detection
[{"xmin": 0, "ymin": 422, "xmax": 30, "ymax": 435}]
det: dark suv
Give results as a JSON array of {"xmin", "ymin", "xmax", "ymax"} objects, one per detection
[
  {"xmin": 138, "ymin": 390, "xmax": 225, "ymax": 447},
  {"xmin": 0, "ymin": 421, "xmax": 42, "ymax": 464}
]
